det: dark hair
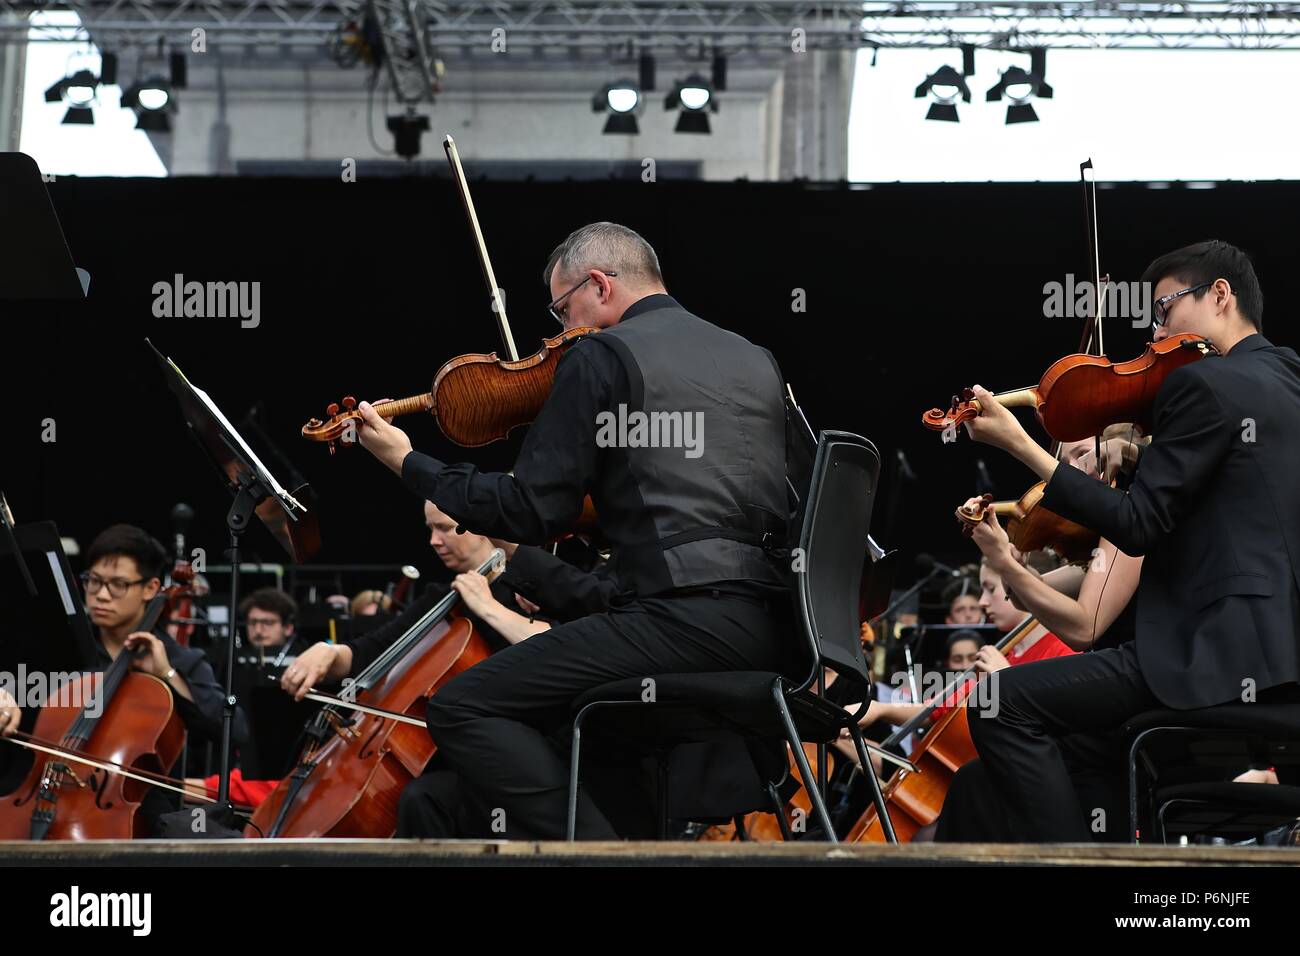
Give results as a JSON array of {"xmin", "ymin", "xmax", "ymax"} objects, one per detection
[
  {"xmin": 941, "ymin": 576, "xmax": 978, "ymax": 610},
  {"xmin": 1141, "ymin": 239, "xmax": 1263, "ymax": 332},
  {"xmin": 239, "ymin": 588, "xmax": 297, "ymax": 625},
  {"xmin": 945, "ymin": 629, "xmax": 983, "ymax": 654},
  {"xmin": 85, "ymin": 524, "xmax": 168, "ymax": 581}
]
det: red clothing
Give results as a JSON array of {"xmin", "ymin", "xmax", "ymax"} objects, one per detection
[
  {"xmin": 201, "ymin": 769, "xmax": 279, "ymax": 808},
  {"xmin": 926, "ymin": 631, "xmax": 1074, "ymax": 721}
]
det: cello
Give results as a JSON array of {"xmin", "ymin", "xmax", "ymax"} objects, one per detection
[
  {"xmin": 0, "ymin": 595, "xmax": 193, "ymax": 840},
  {"xmin": 843, "ymin": 614, "xmax": 1046, "ymax": 842},
  {"xmin": 247, "ymin": 550, "xmax": 503, "ymax": 838}
]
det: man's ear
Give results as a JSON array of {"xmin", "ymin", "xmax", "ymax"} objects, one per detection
[
  {"xmin": 285, "ymin": 623, "xmax": 295, "ymax": 637},
  {"xmin": 142, "ymin": 578, "xmax": 161, "ymax": 600}
]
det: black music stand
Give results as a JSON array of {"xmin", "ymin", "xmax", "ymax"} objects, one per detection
[
  {"xmin": 148, "ymin": 339, "xmax": 317, "ymax": 818},
  {"xmin": 0, "ymin": 152, "xmax": 86, "ymax": 299},
  {"xmin": 0, "ymin": 521, "xmax": 99, "ymax": 786}
]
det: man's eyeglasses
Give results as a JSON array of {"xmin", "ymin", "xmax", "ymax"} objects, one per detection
[
  {"xmin": 80, "ymin": 572, "xmax": 147, "ymax": 599},
  {"xmin": 1153, "ymin": 281, "xmax": 1224, "ymax": 328},
  {"xmin": 547, "ymin": 271, "xmax": 617, "ymax": 326}
]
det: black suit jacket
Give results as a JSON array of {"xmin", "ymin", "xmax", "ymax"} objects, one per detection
[{"xmin": 1042, "ymin": 333, "xmax": 1300, "ymax": 709}]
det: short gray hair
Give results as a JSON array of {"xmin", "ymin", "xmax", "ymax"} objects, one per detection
[{"xmin": 543, "ymin": 222, "xmax": 663, "ymax": 289}]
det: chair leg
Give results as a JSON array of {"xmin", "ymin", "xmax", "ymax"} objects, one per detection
[
  {"xmin": 766, "ymin": 781, "xmax": 794, "ymax": 841},
  {"xmin": 1127, "ymin": 731, "xmax": 1146, "ymax": 844},
  {"xmin": 771, "ymin": 683, "xmax": 837, "ymax": 841},
  {"xmin": 656, "ymin": 757, "xmax": 669, "ymax": 840},
  {"xmin": 848, "ymin": 724, "xmax": 898, "ymax": 844},
  {"xmin": 566, "ymin": 704, "xmax": 597, "ymax": 842}
]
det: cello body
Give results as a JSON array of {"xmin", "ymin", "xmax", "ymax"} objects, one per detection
[
  {"xmin": 247, "ymin": 615, "xmax": 491, "ymax": 838},
  {"xmin": 0, "ymin": 672, "xmax": 184, "ymax": 840},
  {"xmin": 845, "ymin": 703, "xmax": 977, "ymax": 843}
]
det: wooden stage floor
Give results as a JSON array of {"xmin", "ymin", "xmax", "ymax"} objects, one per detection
[{"xmin": 1, "ymin": 839, "xmax": 1297, "ymax": 867}]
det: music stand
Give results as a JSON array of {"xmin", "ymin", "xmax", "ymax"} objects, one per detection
[
  {"xmin": 148, "ymin": 339, "xmax": 317, "ymax": 814},
  {"xmin": 0, "ymin": 152, "xmax": 85, "ymax": 299}
]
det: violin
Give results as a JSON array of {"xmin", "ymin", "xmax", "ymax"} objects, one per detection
[
  {"xmin": 247, "ymin": 550, "xmax": 503, "ymax": 838},
  {"xmin": 0, "ymin": 595, "xmax": 192, "ymax": 840},
  {"xmin": 303, "ymin": 135, "xmax": 601, "ymax": 453},
  {"xmin": 301, "ymin": 326, "xmax": 597, "ymax": 452},
  {"xmin": 922, "ymin": 332, "xmax": 1217, "ymax": 443}
]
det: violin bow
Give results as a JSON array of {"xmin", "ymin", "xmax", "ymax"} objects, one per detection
[
  {"xmin": 444, "ymin": 134, "xmax": 520, "ymax": 362},
  {"xmin": 1079, "ymin": 157, "xmax": 1107, "ymax": 360}
]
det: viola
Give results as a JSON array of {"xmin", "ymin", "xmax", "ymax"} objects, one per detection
[
  {"xmin": 922, "ymin": 333, "xmax": 1217, "ymax": 443},
  {"xmin": 957, "ymin": 487, "xmax": 1097, "ymax": 563},
  {"xmin": 247, "ymin": 550, "xmax": 503, "ymax": 838},
  {"xmin": 0, "ymin": 596, "xmax": 188, "ymax": 840}
]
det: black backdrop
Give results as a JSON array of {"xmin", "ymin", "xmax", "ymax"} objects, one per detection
[{"xmin": 3, "ymin": 175, "xmax": 1293, "ymax": 588}]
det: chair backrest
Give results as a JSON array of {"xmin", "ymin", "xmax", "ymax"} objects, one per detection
[{"xmin": 793, "ymin": 430, "xmax": 882, "ymax": 692}]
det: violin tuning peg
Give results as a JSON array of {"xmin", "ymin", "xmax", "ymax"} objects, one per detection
[
  {"xmin": 327, "ymin": 441, "xmax": 337, "ymax": 456},
  {"xmin": 343, "ymin": 396, "xmax": 357, "ymax": 410},
  {"xmin": 327, "ymin": 402, "xmax": 340, "ymax": 417}
]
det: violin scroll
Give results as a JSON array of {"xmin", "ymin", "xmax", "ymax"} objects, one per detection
[
  {"xmin": 922, "ymin": 388, "xmax": 980, "ymax": 433},
  {"xmin": 302, "ymin": 394, "xmax": 433, "ymax": 454},
  {"xmin": 955, "ymin": 493, "xmax": 994, "ymax": 536}
]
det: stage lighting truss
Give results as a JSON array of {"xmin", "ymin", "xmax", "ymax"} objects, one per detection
[{"xmin": 16, "ymin": 4, "xmax": 1300, "ymax": 56}]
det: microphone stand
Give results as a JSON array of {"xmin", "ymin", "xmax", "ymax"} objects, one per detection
[{"xmin": 869, "ymin": 564, "xmax": 949, "ymax": 701}]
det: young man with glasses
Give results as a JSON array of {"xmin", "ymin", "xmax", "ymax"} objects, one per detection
[
  {"xmin": 77, "ymin": 524, "xmax": 232, "ymax": 746},
  {"xmin": 0, "ymin": 524, "xmax": 244, "ymax": 829},
  {"xmin": 352, "ymin": 221, "xmax": 795, "ymax": 839},
  {"xmin": 958, "ymin": 239, "xmax": 1300, "ymax": 841}
]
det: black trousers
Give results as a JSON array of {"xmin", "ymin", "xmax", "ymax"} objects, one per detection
[
  {"xmin": 965, "ymin": 642, "xmax": 1159, "ymax": 842},
  {"xmin": 396, "ymin": 767, "xmax": 509, "ymax": 838},
  {"xmin": 424, "ymin": 588, "xmax": 791, "ymax": 840}
]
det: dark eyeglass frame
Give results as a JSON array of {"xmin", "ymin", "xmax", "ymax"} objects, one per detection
[
  {"xmin": 547, "ymin": 271, "xmax": 617, "ymax": 326},
  {"xmin": 80, "ymin": 571, "xmax": 148, "ymax": 598},
  {"xmin": 1152, "ymin": 281, "xmax": 1221, "ymax": 328}
]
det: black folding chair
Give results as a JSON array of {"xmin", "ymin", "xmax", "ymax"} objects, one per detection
[
  {"xmin": 565, "ymin": 430, "xmax": 899, "ymax": 842},
  {"xmin": 1124, "ymin": 693, "xmax": 1300, "ymax": 843}
]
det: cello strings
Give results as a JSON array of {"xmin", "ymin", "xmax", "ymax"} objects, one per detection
[{"xmin": 3, "ymin": 732, "xmax": 213, "ymax": 803}]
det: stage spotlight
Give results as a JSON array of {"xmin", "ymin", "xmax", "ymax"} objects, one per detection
[
  {"xmin": 121, "ymin": 76, "xmax": 175, "ymax": 131},
  {"xmin": 99, "ymin": 52, "xmax": 118, "ymax": 86},
  {"xmin": 386, "ymin": 112, "xmax": 430, "ymax": 159},
  {"xmin": 914, "ymin": 65, "xmax": 970, "ymax": 122},
  {"xmin": 170, "ymin": 52, "xmax": 188, "ymax": 89},
  {"xmin": 664, "ymin": 74, "xmax": 716, "ymax": 134},
  {"xmin": 915, "ymin": 46, "xmax": 974, "ymax": 122},
  {"xmin": 48, "ymin": 68, "xmax": 100, "ymax": 124},
  {"xmin": 639, "ymin": 52, "xmax": 656, "ymax": 92},
  {"xmin": 593, "ymin": 80, "xmax": 641, "ymax": 134},
  {"xmin": 123, "ymin": 77, "xmax": 172, "ymax": 111},
  {"xmin": 986, "ymin": 50, "xmax": 1052, "ymax": 124}
]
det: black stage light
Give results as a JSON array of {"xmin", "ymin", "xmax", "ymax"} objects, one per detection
[
  {"xmin": 664, "ymin": 74, "xmax": 716, "ymax": 134},
  {"xmin": 593, "ymin": 80, "xmax": 641, "ymax": 134}
]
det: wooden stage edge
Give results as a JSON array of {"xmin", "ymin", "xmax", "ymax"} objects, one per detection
[{"xmin": 1, "ymin": 840, "xmax": 1298, "ymax": 867}]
